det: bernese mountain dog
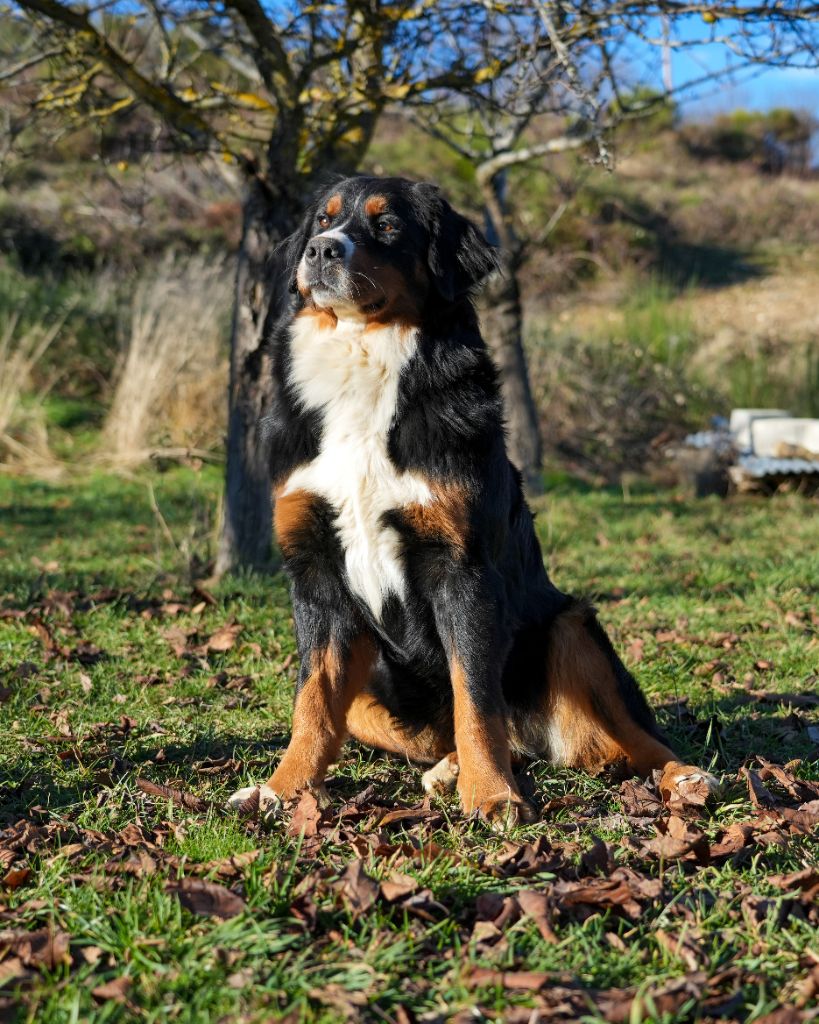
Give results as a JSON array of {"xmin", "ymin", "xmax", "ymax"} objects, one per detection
[{"xmin": 226, "ymin": 175, "xmax": 718, "ymax": 825}]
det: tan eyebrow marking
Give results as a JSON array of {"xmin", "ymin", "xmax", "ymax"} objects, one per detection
[
  {"xmin": 364, "ymin": 195, "xmax": 388, "ymax": 217},
  {"xmin": 325, "ymin": 193, "xmax": 342, "ymax": 216}
]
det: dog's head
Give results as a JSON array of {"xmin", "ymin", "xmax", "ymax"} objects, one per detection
[{"xmin": 282, "ymin": 176, "xmax": 498, "ymax": 321}]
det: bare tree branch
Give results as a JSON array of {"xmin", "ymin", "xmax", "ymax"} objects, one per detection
[{"xmin": 16, "ymin": 0, "xmax": 218, "ymax": 148}]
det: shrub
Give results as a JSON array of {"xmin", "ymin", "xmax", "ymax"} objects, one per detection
[
  {"xmin": 102, "ymin": 253, "xmax": 231, "ymax": 465},
  {"xmin": 0, "ymin": 308, "xmax": 66, "ymax": 469},
  {"xmin": 680, "ymin": 108, "xmax": 815, "ymax": 173}
]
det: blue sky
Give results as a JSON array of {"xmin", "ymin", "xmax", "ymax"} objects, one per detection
[
  {"xmin": 621, "ymin": 13, "xmax": 819, "ymax": 118},
  {"xmin": 673, "ymin": 52, "xmax": 819, "ymax": 118}
]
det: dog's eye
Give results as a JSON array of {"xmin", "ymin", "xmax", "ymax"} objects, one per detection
[
  {"xmin": 317, "ymin": 213, "xmax": 331, "ymax": 229},
  {"xmin": 377, "ymin": 218, "xmax": 395, "ymax": 234}
]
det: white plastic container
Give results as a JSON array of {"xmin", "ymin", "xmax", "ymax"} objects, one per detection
[{"xmin": 729, "ymin": 409, "xmax": 791, "ymax": 453}]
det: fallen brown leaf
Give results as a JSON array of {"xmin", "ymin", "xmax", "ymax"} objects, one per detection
[
  {"xmin": 167, "ymin": 878, "xmax": 246, "ymax": 920},
  {"xmin": 465, "ymin": 967, "xmax": 555, "ymax": 991},
  {"xmin": 517, "ymin": 889, "xmax": 558, "ymax": 944},
  {"xmin": 553, "ymin": 867, "xmax": 662, "ymax": 920},
  {"xmin": 709, "ymin": 821, "xmax": 756, "ymax": 858},
  {"xmin": 1, "ymin": 867, "xmax": 31, "ymax": 890},
  {"xmin": 206, "ymin": 622, "xmax": 242, "ymax": 652},
  {"xmin": 0, "ymin": 927, "xmax": 71, "ymax": 969},
  {"xmin": 619, "ymin": 779, "xmax": 663, "ymax": 819},
  {"xmin": 288, "ymin": 790, "xmax": 323, "ymax": 838},
  {"xmin": 655, "ymin": 927, "xmax": 707, "ymax": 971},
  {"xmin": 741, "ymin": 766, "xmax": 778, "ymax": 810},
  {"xmin": 491, "ymin": 835, "xmax": 567, "ymax": 877},
  {"xmin": 91, "ymin": 976, "xmax": 132, "ymax": 1003},
  {"xmin": 379, "ymin": 872, "xmax": 419, "ymax": 903},
  {"xmin": 135, "ymin": 778, "xmax": 209, "ymax": 813},
  {"xmin": 202, "ymin": 850, "xmax": 261, "ymax": 879},
  {"xmin": 335, "ymin": 860, "xmax": 379, "ymax": 918}
]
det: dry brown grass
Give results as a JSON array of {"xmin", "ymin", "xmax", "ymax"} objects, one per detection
[
  {"xmin": 102, "ymin": 253, "xmax": 231, "ymax": 466},
  {"xmin": 0, "ymin": 309, "xmax": 68, "ymax": 474}
]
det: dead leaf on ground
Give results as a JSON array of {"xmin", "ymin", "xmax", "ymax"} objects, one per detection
[
  {"xmin": 335, "ymin": 860, "xmax": 379, "ymax": 918},
  {"xmin": 598, "ymin": 972, "xmax": 708, "ymax": 1024},
  {"xmin": 619, "ymin": 779, "xmax": 663, "ymax": 819},
  {"xmin": 91, "ymin": 976, "xmax": 132, "ymax": 1003},
  {"xmin": 655, "ymin": 927, "xmax": 708, "ymax": 971},
  {"xmin": 167, "ymin": 878, "xmax": 247, "ymax": 920},
  {"xmin": 464, "ymin": 967, "xmax": 557, "ymax": 991},
  {"xmin": 378, "ymin": 804, "xmax": 440, "ymax": 828},
  {"xmin": 202, "ymin": 850, "xmax": 261, "ymax": 879},
  {"xmin": 135, "ymin": 778, "xmax": 210, "ymax": 813},
  {"xmin": 758, "ymin": 760, "xmax": 819, "ymax": 802},
  {"xmin": 768, "ymin": 867, "xmax": 819, "ymax": 900},
  {"xmin": 741, "ymin": 766, "xmax": 779, "ymax": 810},
  {"xmin": 0, "ymin": 928, "xmax": 71, "ymax": 970},
  {"xmin": 639, "ymin": 816, "xmax": 709, "ymax": 863},
  {"xmin": 206, "ymin": 622, "xmax": 243, "ymax": 652},
  {"xmin": 709, "ymin": 821, "xmax": 756, "ymax": 859},
  {"xmin": 379, "ymin": 872, "xmax": 419, "ymax": 903},
  {"xmin": 1, "ymin": 867, "xmax": 31, "ymax": 890},
  {"xmin": 517, "ymin": 889, "xmax": 558, "ymax": 944},
  {"xmin": 490, "ymin": 835, "xmax": 567, "ymax": 877},
  {"xmin": 287, "ymin": 790, "xmax": 323, "ymax": 837},
  {"xmin": 553, "ymin": 867, "xmax": 662, "ymax": 920}
]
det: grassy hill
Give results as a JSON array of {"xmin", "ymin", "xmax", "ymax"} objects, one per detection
[{"xmin": 1, "ymin": 110, "xmax": 818, "ymax": 479}]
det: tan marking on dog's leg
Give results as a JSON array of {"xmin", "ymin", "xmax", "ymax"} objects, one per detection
[
  {"xmin": 346, "ymin": 693, "xmax": 452, "ymax": 765},
  {"xmin": 263, "ymin": 635, "xmax": 375, "ymax": 800},
  {"xmin": 538, "ymin": 605, "xmax": 719, "ymax": 798},
  {"xmin": 539, "ymin": 605, "xmax": 676, "ymax": 773},
  {"xmin": 451, "ymin": 659, "xmax": 535, "ymax": 825}
]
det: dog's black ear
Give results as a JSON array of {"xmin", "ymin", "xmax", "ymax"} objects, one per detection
[
  {"xmin": 276, "ymin": 203, "xmax": 317, "ymax": 295},
  {"xmin": 412, "ymin": 182, "xmax": 499, "ymax": 302}
]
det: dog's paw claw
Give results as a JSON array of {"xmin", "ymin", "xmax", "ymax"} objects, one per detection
[{"xmin": 471, "ymin": 795, "xmax": 538, "ymax": 830}]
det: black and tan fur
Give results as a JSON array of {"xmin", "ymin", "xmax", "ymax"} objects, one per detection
[{"xmin": 226, "ymin": 175, "xmax": 718, "ymax": 824}]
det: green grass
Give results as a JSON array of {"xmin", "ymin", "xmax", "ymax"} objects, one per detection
[{"xmin": 1, "ymin": 468, "xmax": 818, "ymax": 1023}]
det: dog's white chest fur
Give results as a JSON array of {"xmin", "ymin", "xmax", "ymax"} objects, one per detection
[{"xmin": 283, "ymin": 315, "xmax": 431, "ymax": 618}]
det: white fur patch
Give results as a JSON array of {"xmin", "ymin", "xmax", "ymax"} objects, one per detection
[
  {"xmin": 224, "ymin": 784, "xmax": 281, "ymax": 815},
  {"xmin": 422, "ymin": 754, "xmax": 459, "ymax": 795},
  {"xmin": 284, "ymin": 314, "xmax": 431, "ymax": 619}
]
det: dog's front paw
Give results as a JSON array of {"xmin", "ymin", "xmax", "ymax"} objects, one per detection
[
  {"xmin": 422, "ymin": 753, "xmax": 459, "ymax": 796},
  {"xmin": 225, "ymin": 783, "xmax": 283, "ymax": 824},
  {"xmin": 659, "ymin": 763, "xmax": 721, "ymax": 809},
  {"xmin": 476, "ymin": 794, "xmax": 538, "ymax": 829}
]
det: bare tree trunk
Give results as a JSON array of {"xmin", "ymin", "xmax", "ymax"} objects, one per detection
[
  {"xmin": 481, "ymin": 253, "xmax": 543, "ymax": 493},
  {"xmin": 214, "ymin": 179, "xmax": 293, "ymax": 577}
]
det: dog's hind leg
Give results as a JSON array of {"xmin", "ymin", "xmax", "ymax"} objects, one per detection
[{"xmin": 516, "ymin": 600, "xmax": 719, "ymax": 798}]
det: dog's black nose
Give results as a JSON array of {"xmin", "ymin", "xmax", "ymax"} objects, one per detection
[{"xmin": 305, "ymin": 236, "xmax": 345, "ymax": 265}]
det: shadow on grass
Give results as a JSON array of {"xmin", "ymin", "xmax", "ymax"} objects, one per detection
[
  {"xmin": 0, "ymin": 730, "xmax": 291, "ymax": 823},
  {"xmin": 599, "ymin": 193, "xmax": 766, "ymax": 290},
  {"xmin": 656, "ymin": 693, "xmax": 819, "ymax": 770},
  {"xmin": 4, "ymin": 693, "xmax": 815, "ymax": 825}
]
